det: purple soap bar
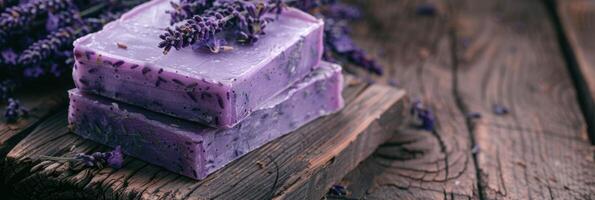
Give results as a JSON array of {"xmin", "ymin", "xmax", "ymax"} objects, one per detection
[
  {"xmin": 68, "ymin": 62, "xmax": 343, "ymax": 180},
  {"xmin": 72, "ymin": 0, "xmax": 324, "ymax": 128}
]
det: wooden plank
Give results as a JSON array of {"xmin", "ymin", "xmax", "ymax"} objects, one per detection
[
  {"xmin": 0, "ymin": 84, "xmax": 68, "ymax": 193},
  {"xmin": 3, "ymin": 79, "xmax": 408, "ymax": 200},
  {"xmin": 0, "ymin": 85, "xmax": 68, "ymax": 157},
  {"xmin": 450, "ymin": 0, "xmax": 595, "ymax": 198},
  {"xmin": 333, "ymin": 0, "xmax": 480, "ymax": 199},
  {"xmin": 555, "ymin": 0, "xmax": 595, "ymax": 144}
]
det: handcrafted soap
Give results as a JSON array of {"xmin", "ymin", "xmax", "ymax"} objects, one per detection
[
  {"xmin": 72, "ymin": 0, "xmax": 324, "ymax": 128},
  {"xmin": 68, "ymin": 62, "xmax": 343, "ymax": 180}
]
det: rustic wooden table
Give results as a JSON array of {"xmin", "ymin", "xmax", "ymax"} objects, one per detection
[{"xmin": 1, "ymin": 0, "xmax": 595, "ymax": 199}]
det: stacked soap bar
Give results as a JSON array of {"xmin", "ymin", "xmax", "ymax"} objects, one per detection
[
  {"xmin": 69, "ymin": 62, "xmax": 343, "ymax": 180},
  {"xmin": 72, "ymin": 0, "xmax": 324, "ymax": 128}
]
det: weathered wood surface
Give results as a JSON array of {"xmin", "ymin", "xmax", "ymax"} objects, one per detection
[
  {"xmin": 452, "ymin": 0, "xmax": 595, "ymax": 198},
  {"xmin": 334, "ymin": 0, "xmax": 480, "ymax": 199},
  {"xmin": 335, "ymin": 0, "xmax": 595, "ymax": 199},
  {"xmin": 555, "ymin": 0, "xmax": 595, "ymax": 143},
  {"xmin": 0, "ymin": 84, "xmax": 68, "ymax": 189},
  {"xmin": 0, "ymin": 85, "xmax": 68, "ymax": 158},
  {"xmin": 3, "ymin": 77, "xmax": 408, "ymax": 200}
]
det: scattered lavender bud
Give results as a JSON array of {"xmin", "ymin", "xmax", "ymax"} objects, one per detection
[
  {"xmin": 416, "ymin": 3, "xmax": 437, "ymax": 16},
  {"xmin": 410, "ymin": 99, "xmax": 435, "ymax": 131},
  {"xmin": 18, "ymin": 11, "xmax": 123, "ymax": 66},
  {"xmin": 105, "ymin": 146, "xmax": 124, "ymax": 169},
  {"xmin": 471, "ymin": 144, "xmax": 479, "ymax": 154},
  {"xmin": 0, "ymin": 0, "xmax": 73, "ymax": 38},
  {"xmin": 4, "ymin": 98, "xmax": 28, "ymax": 123},
  {"xmin": 159, "ymin": 0, "xmax": 281, "ymax": 54},
  {"xmin": 237, "ymin": 2, "xmax": 275, "ymax": 44},
  {"xmin": 466, "ymin": 112, "xmax": 481, "ymax": 119},
  {"xmin": 328, "ymin": 184, "xmax": 347, "ymax": 196},
  {"xmin": 492, "ymin": 104, "xmax": 509, "ymax": 115},
  {"xmin": 46, "ymin": 9, "xmax": 81, "ymax": 32},
  {"xmin": 322, "ymin": 11, "xmax": 383, "ymax": 75}
]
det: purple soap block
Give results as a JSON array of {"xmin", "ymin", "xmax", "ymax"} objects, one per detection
[
  {"xmin": 68, "ymin": 62, "xmax": 344, "ymax": 180},
  {"xmin": 72, "ymin": 0, "xmax": 324, "ymax": 128}
]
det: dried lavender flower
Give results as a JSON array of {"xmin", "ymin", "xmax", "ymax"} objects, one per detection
[
  {"xmin": 237, "ymin": 2, "xmax": 274, "ymax": 44},
  {"xmin": 1, "ymin": 48, "xmax": 17, "ymax": 65},
  {"xmin": 159, "ymin": 0, "xmax": 277, "ymax": 54},
  {"xmin": 106, "ymin": 146, "xmax": 124, "ymax": 168},
  {"xmin": 18, "ymin": 12, "xmax": 121, "ymax": 66},
  {"xmin": 492, "ymin": 104, "xmax": 509, "ymax": 115},
  {"xmin": 466, "ymin": 112, "xmax": 482, "ymax": 119},
  {"xmin": 166, "ymin": 0, "xmax": 214, "ymax": 24},
  {"xmin": 324, "ymin": 18, "xmax": 383, "ymax": 75},
  {"xmin": 4, "ymin": 98, "xmax": 28, "ymax": 123},
  {"xmin": 416, "ymin": 3, "xmax": 437, "ymax": 16},
  {"xmin": 46, "ymin": 9, "xmax": 81, "ymax": 32},
  {"xmin": 0, "ymin": 0, "xmax": 73, "ymax": 34},
  {"xmin": 410, "ymin": 99, "xmax": 435, "ymax": 131},
  {"xmin": 18, "ymin": 26, "xmax": 91, "ymax": 66},
  {"xmin": 40, "ymin": 146, "xmax": 124, "ymax": 169},
  {"xmin": 327, "ymin": 184, "xmax": 347, "ymax": 196}
]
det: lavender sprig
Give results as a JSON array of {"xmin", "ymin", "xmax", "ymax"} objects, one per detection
[
  {"xmin": 320, "ymin": 4, "xmax": 383, "ymax": 75},
  {"xmin": 159, "ymin": 1, "xmax": 278, "ymax": 54},
  {"xmin": 18, "ymin": 26, "xmax": 90, "ymax": 66},
  {"xmin": 166, "ymin": 0, "xmax": 214, "ymax": 25},
  {"xmin": 46, "ymin": 9, "xmax": 82, "ymax": 32},
  {"xmin": 327, "ymin": 184, "xmax": 347, "ymax": 196},
  {"xmin": 4, "ymin": 98, "xmax": 28, "ymax": 123},
  {"xmin": 39, "ymin": 146, "xmax": 124, "ymax": 169},
  {"xmin": 0, "ymin": 0, "xmax": 73, "ymax": 34},
  {"xmin": 18, "ymin": 12, "xmax": 121, "ymax": 66}
]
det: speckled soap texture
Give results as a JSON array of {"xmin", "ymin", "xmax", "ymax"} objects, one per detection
[
  {"xmin": 72, "ymin": 0, "xmax": 324, "ymax": 128},
  {"xmin": 68, "ymin": 62, "xmax": 343, "ymax": 180}
]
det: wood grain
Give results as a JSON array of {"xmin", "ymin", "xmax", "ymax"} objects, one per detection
[
  {"xmin": 450, "ymin": 0, "xmax": 595, "ymax": 198},
  {"xmin": 3, "ymin": 79, "xmax": 408, "ymax": 200},
  {"xmin": 555, "ymin": 0, "xmax": 595, "ymax": 144},
  {"xmin": 0, "ymin": 84, "xmax": 68, "ymax": 193},
  {"xmin": 334, "ymin": 0, "xmax": 480, "ymax": 199}
]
